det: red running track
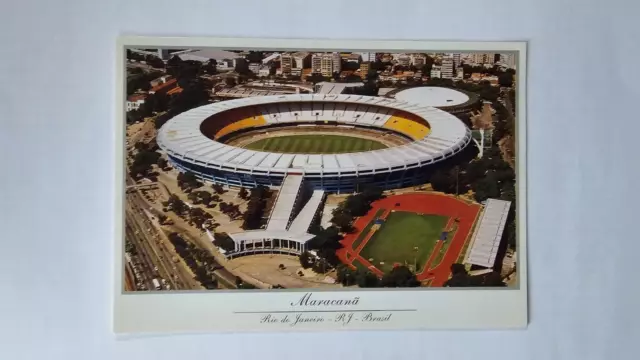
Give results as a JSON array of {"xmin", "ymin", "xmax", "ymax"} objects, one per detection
[{"xmin": 337, "ymin": 193, "xmax": 481, "ymax": 286}]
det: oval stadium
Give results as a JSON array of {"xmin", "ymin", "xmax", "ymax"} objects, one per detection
[{"xmin": 157, "ymin": 94, "xmax": 472, "ymax": 193}]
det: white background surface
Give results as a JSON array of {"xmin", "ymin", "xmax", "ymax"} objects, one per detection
[{"xmin": 1, "ymin": 0, "xmax": 638, "ymax": 359}]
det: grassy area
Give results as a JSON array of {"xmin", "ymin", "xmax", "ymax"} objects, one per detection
[
  {"xmin": 245, "ymin": 134, "xmax": 387, "ymax": 154},
  {"xmin": 350, "ymin": 208, "xmax": 386, "ymax": 251},
  {"xmin": 429, "ymin": 225, "xmax": 458, "ymax": 270},
  {"xmin": 359, "ymin": 211, "xmax": 449, "ymax": 273},
  {"xmin": 352, "ymin": 260, "xmax": 373, "ymax": 273}
]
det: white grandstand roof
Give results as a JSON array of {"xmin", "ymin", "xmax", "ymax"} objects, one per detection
[
  {"xmin": 228, "ymin": 230, "xmax": 315, "ymax": 244},
  {"xmin": 266, "ymin": 175, "xmax": 304, "ymax": 231},
  {"xmin": 178, "ymin": 49, "xmax": 240, "ymax": 62},
  {"xmin": 288, "ymin": 190, "xmax": 325, "ymax": 233},
  {"xmin": 316, "ymin": 82, "xmax": 365, "ymax": 95},
  {"xmin": 157, "ymin": 94, "xmax": 471, "ymax": 175},
  {"xmin": 394, "ymin": 87, "xmax": 470, "ymax": 107},
  {"xmin": 466, "ymin": 198, "xmax": 511, "ymax": 268}
]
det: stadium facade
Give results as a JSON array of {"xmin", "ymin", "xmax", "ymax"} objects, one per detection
[{"xmin": 157, "ymin": 94, "xmax": 472, "ymax": 193}]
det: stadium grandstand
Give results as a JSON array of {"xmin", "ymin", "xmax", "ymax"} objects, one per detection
[
  {"xmin": 214, "ymin": 83, "xmax": 313, "ymax": 99},
  {"xmin": 465, "ymin": 198, "xmax": 512, "ymax": 268},
  {"xmin": 157, "ymin": 94, "xmax": 472, "ymax": 193},
  {"xmin": 315, "ymin": 81, "xmax": 364, "ymax": 95}
]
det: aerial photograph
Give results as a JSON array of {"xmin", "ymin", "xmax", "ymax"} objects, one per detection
[{"xmin": 123, "ymin": 47, "xmax": 518, "ymax": 291}]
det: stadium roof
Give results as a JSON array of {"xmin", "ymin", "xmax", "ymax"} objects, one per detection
[
  {"xmin": 157, "ymin": 94, "xmax": 471, "ymax": 175},
  {"xmin": 178, "ymin": 49, "xmax": 240, "ymax": 62},
  {"xmin": 316, "ymin": 82, "xmax": 364, "ymax": 95},
  {"xmin": 465, "ymin": 198, "xmax": 512, "ymax": 268},
  {"xmin": 288, "ymin": 190, "xmax": 325, "ymax": 233},
  {"xmin": 228, "ymin": 230, "xmax": 315, "ymax": 244},
  {"xmin": 393, "ymin": 87, "xmax": 470, "ymax": 107},
  {"xmin": 266, "ymin": 175, "xmax": 304, "ymax": 231}
]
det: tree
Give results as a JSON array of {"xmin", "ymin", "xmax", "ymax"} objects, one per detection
[
  {"xmin": 246, "ymin": 51, "xmax": 263, "ymax": 64},
  {"xmin": 212, "ymin": 183, "xmax": 225, "ymax": 194},
  {"xmin": 213, "ymin": 232, "xmax": 235, "ymax": 252},
  {"xmin": 156, "ymin": 157, "xmax": 168, "ymax": 169},
  {"xmin": 238, "ymin": 187, "xmax": 249, "ymax": 200},
  {"xmin": 187, "ymin": 192, "xmax": 199, "ymax": 204},
  {"xmin": 198, "ymin": 191, "xmax": 213, "ymax": 207},
  {"xmin": 177, "ymin": 171, "xmax": 202, "ymax": 191},
  {"xmin": 498, "ymin": 72, "xmax": 514, "ymax": 87},
  {"xmin": 202, "ymin": 59, "xmax": 218, "ymax": 74},
  {"xmin": 306, "ymin": 73, "xmax": 325, "ymax": 85},
  {"xmin": 380, "ymin": 266, "xmax": 420, "ymax": 287},
  {"xmin": 311, "ymin": 258, "xmax": 331, "ymax": 274},
  {"xmin": 299, "ymin": 251, "xmax": 314, "ymax": 269},
  {"xmin": 355, "ymin": 270, "xmax": 380, "ymax": 288},
  {"xmin": 306, "ymin": 226, "xmax": 343, "ymax": 267},
  {"xmin": 444, "ymin": 263, "xmax": 473, "ymax": 287},
  {"xmin": 336, "ymin": 264, "xmax": 357, "ymax": 286},
  {"xmin": 166, "ymin": 194, "xmax": 188, "ymax": 216},
  {"xmin": 330, "ymin": 212, "xmax": 354, "ymax": 233},
  {"xmin": 166, "ymin": 55, "xmax": 183, "ymax": 77},
  {"xmin": 479, "ymin": 85, "xmax": 499, "ymax": 102},
  {"xmin": 472, "ymin": 173, "xmax": 501, "ymax": 202},
  {"xmin": 429, "ymin": 169, "xmax": 454, "ymax": 193},
  {"xmin": 234, "ymin": 59, "xmax": 250, "ymax": 75},
  {"xmin": 168, "ymin": 79, "xmax": 209, "ymax": 114}
]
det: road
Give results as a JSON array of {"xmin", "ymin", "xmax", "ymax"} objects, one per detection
[
  {"xmin": 127, "ymin": 190, "xmax": 203, "ymax": 290},
  {"xmin": 125, "ymin": 174, "xmax": 237, "ymax": 289}
]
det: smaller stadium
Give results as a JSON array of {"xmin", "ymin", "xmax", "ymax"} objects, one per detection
[{"xmin": 337, "ymin": 194, "xmax": 511, "ymax": 286}]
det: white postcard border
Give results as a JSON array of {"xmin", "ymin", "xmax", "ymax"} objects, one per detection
[{"xmin": 114, "ymin": 36, "xmax": 528, "ymax": 334}]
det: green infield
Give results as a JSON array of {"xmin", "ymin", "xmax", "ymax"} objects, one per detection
[
  {"xmin": 351, "ymin": 208, "xmax": 386, "ymax": 251},
  {"xmin": 358, "ymin": 211, "xmax": 449, "ymax": 273},
  {"xmin": 244, "ymin": 134, "xmax": 387, "ymax": 154}
]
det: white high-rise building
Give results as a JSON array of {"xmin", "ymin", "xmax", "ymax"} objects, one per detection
[
  {"xmin": 500, "ymin": 53, "xmax": 517, "ymax": 69},
  {"xmin": 411, "ymin": 54, "xmax": 426, "ymax": 67},
  {"xmin": 441, "ymin": 57, "xmax": 454, "ymax": 79},
  {"xmin": 320, "ymin": 56, "xmax": 333, "ymax": 77},
  {"xmin": 396, "ymin": 54, "xmax": 411, "ymax": 66},
  {"xmin": 472, "ymin": 53, "xmax": 496, "ymax": 65},
  {"xmin": 332, "ymin": 52, "xmax": 342, "ymax": 74},
  {"xmin": 430, "ymin": 65, "xmax": 442, "ymax": 79},
  {"xmin": 311, "ymin": 54, "xmax": 322, "ymax": 73},
  {"xmin": 311, "ymin": 52, "xmax": 342, "ymax": 77},
  {"xmin": 452, "ymin": 53, "xmax": 461, "ymax": 67},
  {"xmin": 358, "ymin": 52, "xmax": 376, "ymax": 62},
  {"xmin": 280, "ymin": 54, "xmax": 294, "ymax": 74}
]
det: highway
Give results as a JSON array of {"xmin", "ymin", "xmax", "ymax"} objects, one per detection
[
  {"xmin": 126, "ymin": 189, "xmax": 203, "ymax": 290},
  {"xmin": 125, "ymin": 172, "xmax": 240, "ymax": 289}
]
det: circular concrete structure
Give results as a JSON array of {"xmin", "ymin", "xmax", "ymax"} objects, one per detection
[
  {"xmin": 157, "ymin": 94, "xmax": 472, "ymax": 193},
  {"xmin": 394, "ymin": 87, "xmax": 470, "ymax": 107},
  {"xmin": 387, "ymin": 86, "xmax": 480, "ymax": 115}
]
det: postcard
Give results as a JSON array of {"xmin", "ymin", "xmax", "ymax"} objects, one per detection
[{"xmin": 114, "ymin": 36, "xmax": 527, "ymax": 333}]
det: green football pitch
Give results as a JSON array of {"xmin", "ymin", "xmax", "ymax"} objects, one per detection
[
  {"xmin": 244, "ymin": 134, "xmax": 387, "ymax": 154},
  {"xmin": 358, "ymin": 211, "xmax": 450, "ymax": 273}
]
